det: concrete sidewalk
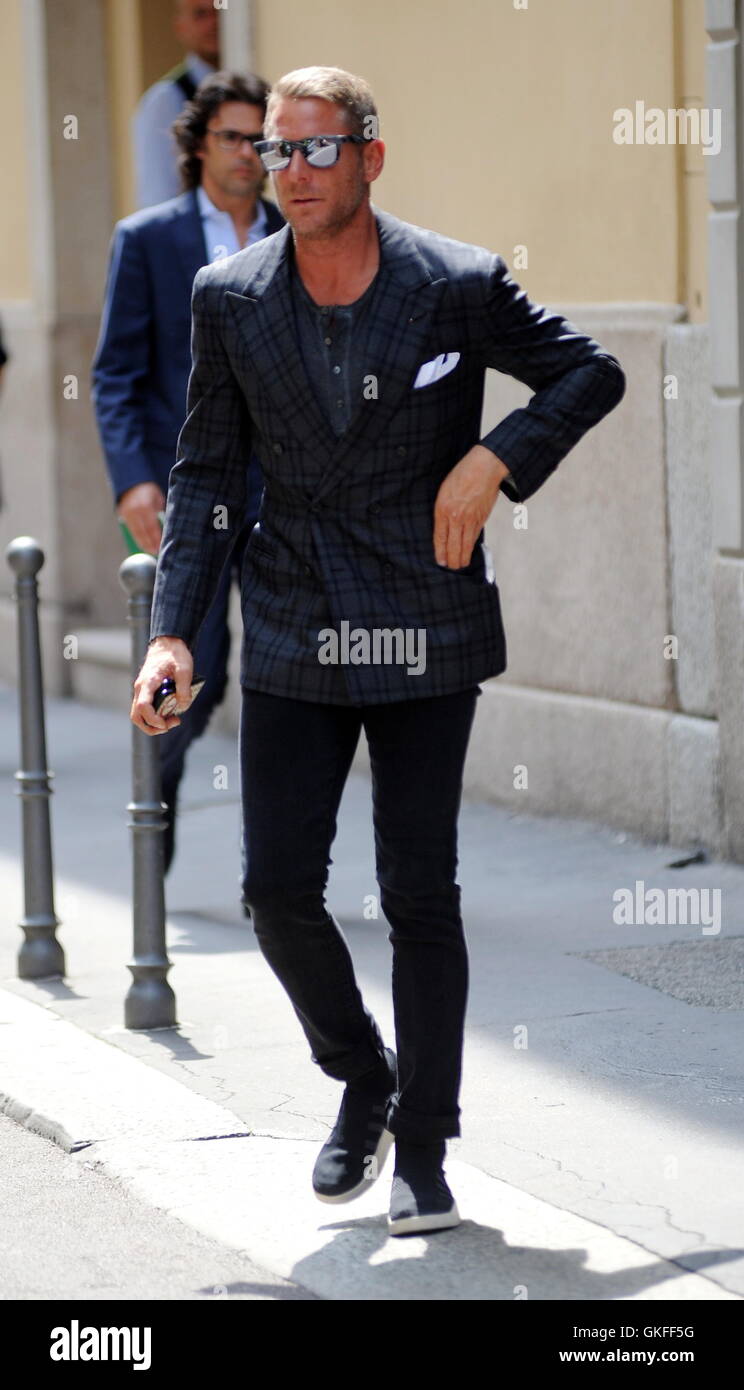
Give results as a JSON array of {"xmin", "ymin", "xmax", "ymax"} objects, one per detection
[{"xmin": 1, "ymin": 683, "xmax": 743, "ymax": 1301}]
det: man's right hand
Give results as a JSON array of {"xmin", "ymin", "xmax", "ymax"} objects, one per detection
[
  {"xmin": 130, "ymin": 636, "xmax": 194, "ymax": 735},
  {"xmin": 117, "ymin": 482, "xmax": 166, "ymax": 555}
]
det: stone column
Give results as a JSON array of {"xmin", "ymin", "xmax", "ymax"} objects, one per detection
[
  {"xmin": 219, "ymin": 0, "xmax": 254, "ymax": 71},
  {"xmin": 706, "ymin": 0, "xmax": 744, "ymax": 858},
  {"xmin": 0, "ymin": 0, "xmax": 123, "ymax": 695},
  {"xmin": 44, "ymin": 0, "xmax": 122, "ymax": 673}
]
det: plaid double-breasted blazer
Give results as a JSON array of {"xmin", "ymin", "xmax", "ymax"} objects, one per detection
[{"xmin": 149, "ymin": 205, "xmax": 626, "ymax": 704}]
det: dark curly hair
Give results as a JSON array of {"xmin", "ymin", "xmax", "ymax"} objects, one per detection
[{"xmin": 172, "ymin": 70, "xmax": 271, "ymax": 191}]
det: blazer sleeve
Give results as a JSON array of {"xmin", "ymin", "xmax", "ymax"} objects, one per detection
[
  {"xmin": 477, "ymin": 254, "xmax": 626, "ymax": 503},
  {"xmin": 91, "ymin": 222, "xmax": 156, "ymax": 505},
  {"xmin": 148, "ymin": 269, "xmax": 251, "ymax": 651}
]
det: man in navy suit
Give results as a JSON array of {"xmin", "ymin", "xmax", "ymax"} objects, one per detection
[
  {"xmin": 92, "ymin": 71, "xmax": 284, "ymax": 874},
  {"xmin": 130, "ymin": 66, "xmax": 625, "ymax": 1234}
]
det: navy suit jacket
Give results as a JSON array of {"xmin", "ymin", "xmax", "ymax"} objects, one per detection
[
  {"xmin": 150, "ymin": 205, "xmax": 626, "ymax": 705},
  {"xmin": 91, "ymin": 188, "xmax": 285, "ymax": 510}
]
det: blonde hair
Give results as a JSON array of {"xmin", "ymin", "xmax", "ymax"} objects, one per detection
[{"xmin": 264, "ymin": 65, "xmax": 378, "ymax": 139}]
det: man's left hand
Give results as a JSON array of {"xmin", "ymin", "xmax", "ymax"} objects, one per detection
[{"xmin": 433, "ymin": 445, "xmax": 511, "ymax": 569}]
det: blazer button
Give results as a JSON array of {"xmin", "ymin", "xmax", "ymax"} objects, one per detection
[
  {"xmin": 383, "ymin": 562, "xmax": 393, "ymax": 574},
  {"xmin": 368, "ymin": 503, "xmax": 381, "ymax": 515},
  {"xmin": 396, "ymin": 445, "xmax": 407, "ymax": 457},
  {"xmin": 304, "ymin": 564, "xmax": 312, "ymax": 577},
  {"xmin": 272, "ymin": 442, "xmax": 283, "ymax": 455}
]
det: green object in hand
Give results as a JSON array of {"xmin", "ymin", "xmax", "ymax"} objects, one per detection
[{"xmin": 117, "ymin": 511, "xmax": 165, "ymax": 558}]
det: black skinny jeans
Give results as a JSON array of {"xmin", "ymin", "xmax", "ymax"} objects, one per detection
[{"xmin": 239, "ymin": 684, "xmax": 481, "ymax": 1142}]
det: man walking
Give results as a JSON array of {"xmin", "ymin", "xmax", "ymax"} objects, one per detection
[
  {"xmin": 94, "ymin": 71, "xmax": 284, "ymax": 876},
  {"xmin": 131, "ymin": 66, "xmax": 625, "ymax": 1235}
]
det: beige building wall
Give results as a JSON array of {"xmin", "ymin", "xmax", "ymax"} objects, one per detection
[
  {"xmin": 104, "ymin": 0, "xmax": 184, "ymax": 222},
  {"xmin": 0, "ymin": 0, "xmax": 709, "ymax": 312},
  {"xmin": 253, "ymin": 0, "xmax": 707, "ymax": 312},
  {"xmin": 0, "ymin": 0, "xmax": 33, "ymax": 300},
  {"xmin": 97, "ymin": 0, "xmax": 709, "ymax": 325},
  {"xmin": 677, "ymin": 0, "xmax": 709, "ymax": 322},
  {"xmin": 103, "ymin": 0, "xmax": 143, "ymax": 223}
]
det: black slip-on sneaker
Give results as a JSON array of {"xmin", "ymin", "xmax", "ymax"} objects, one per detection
[
  {"xmin": 312, "ymin": 1047, "xmax": 397, "ymax": 1204},
  {"xmin": 388, "ymin": 1143, "xmax": 461, "ymax": 1235}
]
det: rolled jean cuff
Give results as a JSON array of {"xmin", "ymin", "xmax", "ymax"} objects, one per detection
[{"xmin": 385, "ymin": 1097, "xmax": 461, "ymax": 1142}]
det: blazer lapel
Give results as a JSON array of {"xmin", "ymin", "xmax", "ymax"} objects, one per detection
[
  {"xmin": 225, "ymin": 224, "xmax": 342, "ymax": 460},
  {"xmin": 312, "ymin": 208, "xmax": 448, "ymax": 498},
  {"xmin": 223, "ymin": 207, "xmax": 449, "ymax": 488},
  {"xmin": 172, "ymin": 190, "xmax": 209, "ymax": 293},
  {"xmin": 261, "ymin": 196, "xmax": 286, "ymax": 233}
]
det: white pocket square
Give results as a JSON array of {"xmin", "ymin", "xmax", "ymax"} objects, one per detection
[{"xmin": 412, "ymin": 352, "xmax": 461, "ymax": 389}]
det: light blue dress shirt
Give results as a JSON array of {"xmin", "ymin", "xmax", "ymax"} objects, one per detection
[
  {"xmin": 133, "ymin": 52, "xmax": 215, "ymax": 210},
  {"xmin": 196, "ymin": 185, "xmax": 268, "ymax": 261}
]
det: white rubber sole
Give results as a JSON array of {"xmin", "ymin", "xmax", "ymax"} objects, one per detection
[
  {"xmin": 387, "ymin": 1201, "xmax": 461, "ymax": 1236},
  {"xmin": 313, "ymin": 1126, "xmax": 395, "ymax": 1204}
]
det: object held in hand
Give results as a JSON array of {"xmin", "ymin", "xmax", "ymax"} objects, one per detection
[{"xmin": 152, "ymin": 674, "xmax": 206, "ymax": 718}]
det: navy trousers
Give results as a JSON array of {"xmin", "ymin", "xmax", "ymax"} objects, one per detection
[
  {"xmin": 158, "ymin": 526, "xmax": 249, "ymax": 874},
  {"xmin": 239, "ymin": 684, "xmax": 481, "ymax": 1141}
]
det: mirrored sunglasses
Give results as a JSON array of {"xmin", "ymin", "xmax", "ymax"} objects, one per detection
[{"xmin": 254, "ymin": 134, "xmax": 367, "ymax": 171}]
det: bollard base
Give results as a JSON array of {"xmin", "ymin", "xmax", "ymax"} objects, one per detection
[
  {"xmin": 18, "ymin": 926, "xmax": 65, "ymax": 980},
  {"xmin": 125, "ymin": 975, "xmax": 177, "ymax": 1031}
]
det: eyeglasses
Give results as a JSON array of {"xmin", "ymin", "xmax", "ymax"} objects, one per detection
[
  {"xmin": 206, "ymin": 128, "xmax": 264, "ymax": 152},
  {"xmin": 253, "ymin": 135, "xmax": 367, "ymax": 171}
]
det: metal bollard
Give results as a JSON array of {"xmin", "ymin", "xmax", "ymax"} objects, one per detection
[
  {"xmin": 5, "ymin": 537, "xmax": 65, "ymax": 979},
  {"xmin": 119, "ymin": 554, "xmax": 176, "ymax": 1029}
]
